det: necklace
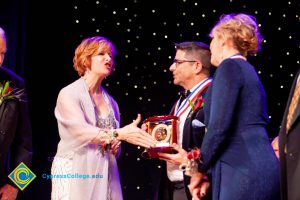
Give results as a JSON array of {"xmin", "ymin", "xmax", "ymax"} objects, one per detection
[{"xmin": 229, "ymin": 53, "xmax": 246, "ymax": 60}]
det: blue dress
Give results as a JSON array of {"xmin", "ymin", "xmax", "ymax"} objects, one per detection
[{"xmin": 199, "ymin": 58, "xmax": 280, "ymax": 200}]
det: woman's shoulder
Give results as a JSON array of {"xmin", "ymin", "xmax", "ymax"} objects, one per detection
[
  {"xmin": 58, "ymin": 78, "xmax": 84, "ymax": 97},
  {"xmin": 214, "ymin": 59, "xmax": 245, "ymax": 84},
  {"xmin": 221, "ymin": 58, "xmax": 245, "ymax": 68},
  {"xmin": 0, "ymin": 67, "xmax": 25, "ymax": 88},
  {"xmin": 217, "ymin": 58, "xmax": 244, "ymax": 74}
]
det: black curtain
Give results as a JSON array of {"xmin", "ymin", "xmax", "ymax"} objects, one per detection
[
  {"xmin": 1, "ymin": 0, "xmax": 72, "ymax": 199},
  {"xmin": 0, "ymin": 0, "xmax": 28, "ymax": 76}
]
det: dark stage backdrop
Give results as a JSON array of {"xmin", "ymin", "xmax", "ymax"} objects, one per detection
[
  {"xmin": 1, "ymin": 0, "xmax": 300, "ymax": 199},
  {"xmin": 0, "ymin": 0, "xmax": 28, "ymax": 76}
]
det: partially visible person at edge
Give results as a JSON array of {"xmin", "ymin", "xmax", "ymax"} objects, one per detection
[
  {"xmin": 149, "ymin": 41, "xmax": 213, "ymax": 200},
  {"xmin": 271, "ymin": 135, "xmax": 279, "ymax": 160},
  {"xmin": 0, "ymin": 27, "xmax": 33, "ymax": 200},
  {"xmin": 277, "ymin": 69, "xmax": 300, "ymax": 200},
  {"xmin": 51, "ymin": 36, "xmax": 156, "ymax": 200},
  {"xmin": 188, "ymin": 13, "xmax": 280, "ymax": 200}
]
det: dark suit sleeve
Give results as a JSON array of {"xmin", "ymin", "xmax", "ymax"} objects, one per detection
[
  {"xmin": 199, "ymin": 60, "xmax": 242, "ymax": 172},
  {"xmin": 0, "ymin": 101, "xmax": 19, "ymax": 161},
  {"xmin": 169, "ymin": 101, "xmax": 177, "ymax": 115},
  {"xmin": 9, "ymin": 81, "xmax": 32, "ymax": 170},
  {"xmin": 0, "ymin": 70, "xmax": 32, "ymax": 187}
]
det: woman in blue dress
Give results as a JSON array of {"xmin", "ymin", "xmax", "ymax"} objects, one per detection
[{"xmin": 189, "ymin": 13, "xmax": 280, "ymax": 200}]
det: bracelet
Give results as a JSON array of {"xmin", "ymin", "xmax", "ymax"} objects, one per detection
[
  {"xmin": 112, "ymin": 129, "xmax": 119, "ymax": 139},
  {"xmin": 94, "ymin": 129, "xmax": 119, "ymax": 144}
]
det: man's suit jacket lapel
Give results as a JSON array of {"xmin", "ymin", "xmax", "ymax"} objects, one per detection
[
  {"xmin": 169, "ymin": 95, "xmax": 192, "ymax": 150},
  {"xmin": 0, "ymin": 101, "xmax": 5, "ymax": 120},
  {"xmin": 291, "ymin": 101, "xmax": 300, "ymax": 128},
  {"xmin": 169, "ymin": 103, "xmax": 176, "ymax": 116},
  {"xmin": 182, "ymin": 117, "xmax": 192, "ymax": 150},
  {"xmin": 182, "ymin": 88, "xmax": 208, "ymax": 150}
]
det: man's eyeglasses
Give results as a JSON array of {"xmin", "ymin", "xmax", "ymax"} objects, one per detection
[{"xmin": 173, "ymin": 59, "xmax": 197, "ymax": 67}]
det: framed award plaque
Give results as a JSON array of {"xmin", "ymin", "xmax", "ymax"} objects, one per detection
[{"xmin": 142, "ymin": 115, "xmax": 179, "ymax": 158}]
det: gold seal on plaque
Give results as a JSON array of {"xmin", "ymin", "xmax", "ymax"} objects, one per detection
[{"xmin": 152, "ymin": 124, "xmax": 171, "ymax": 142}]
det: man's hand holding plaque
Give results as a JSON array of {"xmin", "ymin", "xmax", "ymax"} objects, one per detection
[{"xmin": 141, "ymin": 115, "xmax": 179, "ymax": 159}]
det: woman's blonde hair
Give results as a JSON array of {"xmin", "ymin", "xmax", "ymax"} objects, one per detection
[
  {"xmin": 73, "ymin": 36, "xmax": 117, "ymax": 76},
  {"xmin": 210, "ymin": 13, "xmax": 263, "ymax": 56}
]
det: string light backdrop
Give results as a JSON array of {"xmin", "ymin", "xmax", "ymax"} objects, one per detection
[{"xmin": 66, "ymin": 0, "xmax": 299, "ymax": 199}]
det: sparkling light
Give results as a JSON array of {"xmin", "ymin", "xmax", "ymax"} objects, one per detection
[{"xmin": 71, "ymin": 1, "xmax": 299, "ymax": 198}]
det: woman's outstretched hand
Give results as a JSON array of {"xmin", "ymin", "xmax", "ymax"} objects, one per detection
[{"xmin": 117, "ymin": 114, "xmax": 156, "ymax": 148}]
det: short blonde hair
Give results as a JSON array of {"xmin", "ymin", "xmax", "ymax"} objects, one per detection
[
  {"xmin": 0, "ymin": 27, "xmax": 6, "ymax": 42},
  {"xmin": 209, "ymin": 13, "xmax": 263, "ymax": 56},
  {"xmin": 0, "ymin": 27, "xmax": 5, "ymax": 37},
  {"xmin": 73, "ymin": 36, "xmax": 117, "ymax": 76}
]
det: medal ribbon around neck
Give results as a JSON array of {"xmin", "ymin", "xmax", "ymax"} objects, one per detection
[
  {"xmin": 229, "ymin": 53, "xmax": 247, "ymax": 60},
  {"xmin": 175, "ymin": 78, "xmax": 212, "ymax": 118}
]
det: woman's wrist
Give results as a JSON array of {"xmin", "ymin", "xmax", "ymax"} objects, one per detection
[
  {"xmin": 91, "ymin": 129, "xmax": 121, "ymax": 144},
  {"xmin": 111, "ymin": 129, "xmax": 120, "ymax": 140}
]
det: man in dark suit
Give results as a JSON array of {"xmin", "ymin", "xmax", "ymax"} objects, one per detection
[
  {"xmin": 0, "ymin": 27, "xmax": 32, "ymax": 200},
  {"xmin": 279, "ymin": 69, "xmax": 300, "ymax": 200},
  {"xmin": 152, "ymin": 41, "xmax": 212, "ymax": 200}
]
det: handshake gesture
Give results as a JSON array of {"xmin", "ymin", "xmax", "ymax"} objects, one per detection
[{"xmin": 117, "ymin": 114, "xmax": 157, "ymax": 148}]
